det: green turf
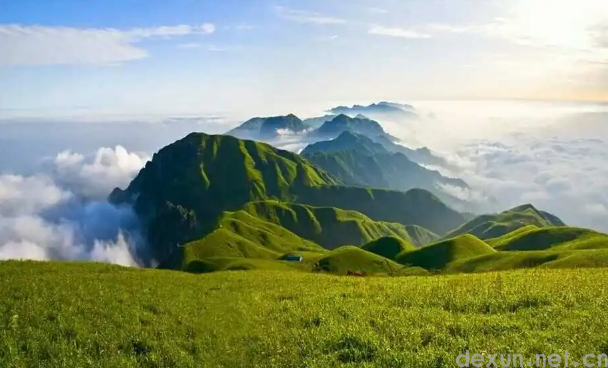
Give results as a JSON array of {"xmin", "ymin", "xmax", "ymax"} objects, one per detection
[
  {"xmin": 397, "ymin": 234, "xmax": 496, "ymax": 270},
  {"xmin": 3, "ymin": 261, "xmax": 608, "ymax": 367}
]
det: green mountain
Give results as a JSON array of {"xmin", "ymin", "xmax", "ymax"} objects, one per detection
[
  {"xmin": 109, "ymin": 133, "xmax": 337, "ymax": 262},
  {"xmin": 315, "ymin": 114, "xmax": 388, "ymax": 138},
  {"xmin": 396, "ymin": 234, "xmax": 496, "ymax": 270},
  {"xmin": 301, "ymin": 132, "xmax": 475, "ymax": 211},
  {"xmin": 304, "ymin": 128, "xmax": 448, "ymax": 170},
  {"xmin": 491, "ymin": 226, "xmax": 608, "ymax": 251},
  {"xmin": 227, "ymin": 114, "xmax": 307, "ymax": 139},
  {"xmin": 362, "ymin": 236, "xmax": 416, "ymax": 260},
  {"xmin": 442, "ymin": 204, "xmax": 565, "ymax": 240},
  {"xmin": 110, "ymin": 132, "xmax": 464, "ymax": 265}
]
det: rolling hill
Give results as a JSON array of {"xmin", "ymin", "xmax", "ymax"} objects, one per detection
[
  {"xmin": 361, "ymin": 236, "xmax": 416, "ymax": 260},
  {"xmin": 446, "ymin": 249, "xmax": 608, "ymax": 273},
  {"xmin": 315, "ymin": 246, "xmax": 406, "ymax": 275},
  {"xmin": 396, "ymin": 234, "xmax": 496, "ymax": 270}
]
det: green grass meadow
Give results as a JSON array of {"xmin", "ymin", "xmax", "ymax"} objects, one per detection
[{"xmin": 2, "ymin": 261, "xmax": 608, "ymax": 367}]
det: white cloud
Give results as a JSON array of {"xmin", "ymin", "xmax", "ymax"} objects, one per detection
[
  {"xmin": 275, "ymin": 6, "xmax": 346, "ymax": 25},
  {"xmin": 0, "ymin": 146, "xmax": 148, "ymax": 265},
  {"xmin": 391, "ymin": 102, "xmax": 608, "ymax": 231},
  {"xmin": 0, "ymin": 23, "xmax": 215, "ymax": 66},
  {"xmin": 0, "ymin": 175, "xmax": 71, "ymax": 216},
  {"xmin": 51, "ymin": 146, "xmax": 149, "ymax": 200},
  {"xmin": 369, "ymin": 25, "xmax": 431, "ymax": 39}
]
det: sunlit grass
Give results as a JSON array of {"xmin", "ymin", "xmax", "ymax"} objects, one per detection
[{"xmin": 2, "ymin": 261, "xmax": 608, "ymax": 367}]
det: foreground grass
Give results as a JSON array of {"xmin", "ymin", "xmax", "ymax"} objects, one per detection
[{"xmin": 2, "ymin": 261, "xmax": 608, "ymax": 367}]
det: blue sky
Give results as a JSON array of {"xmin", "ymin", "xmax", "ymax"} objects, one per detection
[{"xmin": 1, "ymin": 0, "xmax": 607, "ymax": 117}]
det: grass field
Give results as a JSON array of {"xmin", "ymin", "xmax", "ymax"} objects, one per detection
[{"xmin": 2, "ymin": 261, "xmax": 608, "ymax": 367}]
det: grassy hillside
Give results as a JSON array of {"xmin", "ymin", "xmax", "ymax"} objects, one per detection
[
  {"xmin": 361, "ymin": 236, "xmax": 416, "ymax": 260},
  {"xmin": 3, "ymin": 261, "xmax": 608, "ymax": 367},
  {"xmin": 492, "ymin": 226, "xmax": 608, "ymax": 251},
  {"xmin": 397, "ymin": 234, "xmax": 496, "ymax": 270},
  {"xmin": 183, "ymin": 256, "xmax": 311, "ymax": 273},
  {"xmin": 443, "ymin": 204, "xmax": 565, "ymax": 240},
  {"xmin": 486, "ymin": 225, "xmax": 540, "ymax": 247},
  {"xmin": 447, "ymin": 249, "xmax": 608, "ymax": 273},
  {"xmin": 240, "ymin": 200, "xmax": 437, "ymax": 248}
]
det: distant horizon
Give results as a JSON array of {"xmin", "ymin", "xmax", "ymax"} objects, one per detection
[{"xmin": 1, "ymin": 97, "xmax": 607, "ymax": 123}]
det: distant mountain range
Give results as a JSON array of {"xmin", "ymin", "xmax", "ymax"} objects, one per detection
[
  {"xmin": 327, "ymin": 101, "xmax": 418, "ymax": 120},
  {"xmin": 227, "ymin": 112, "xmax": 446, "ymax": 167}
]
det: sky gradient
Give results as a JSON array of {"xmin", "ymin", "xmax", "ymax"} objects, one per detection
[{"xmin": 1, "ymin": 0, "xmax": 607, "ymax": 117}]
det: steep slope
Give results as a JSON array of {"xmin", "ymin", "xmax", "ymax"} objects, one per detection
[
  {"xmin": 302, "ymin": 139, "xmax": 470, "ymax": 211},
  {"xmin": 443, "ymin": 204, "xmax": 565, "ymax": 240},
  {"xmin": 315, "ymin": 246, "xmax": 406, "ymax": 275},
  {"xmin": 492, "ymin": 227, "xmax": 608, "ymax": 251},
  {"xmin": 362, "ymin": 236, "xmax": 416, "ymax": 260},
  {"xmin": 110, "ymin": 133, "xmax": 464, "ymax": 264},
  {"xmin": 397, "ymin": 234, "xmax": 496, "ymax": 270}
]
